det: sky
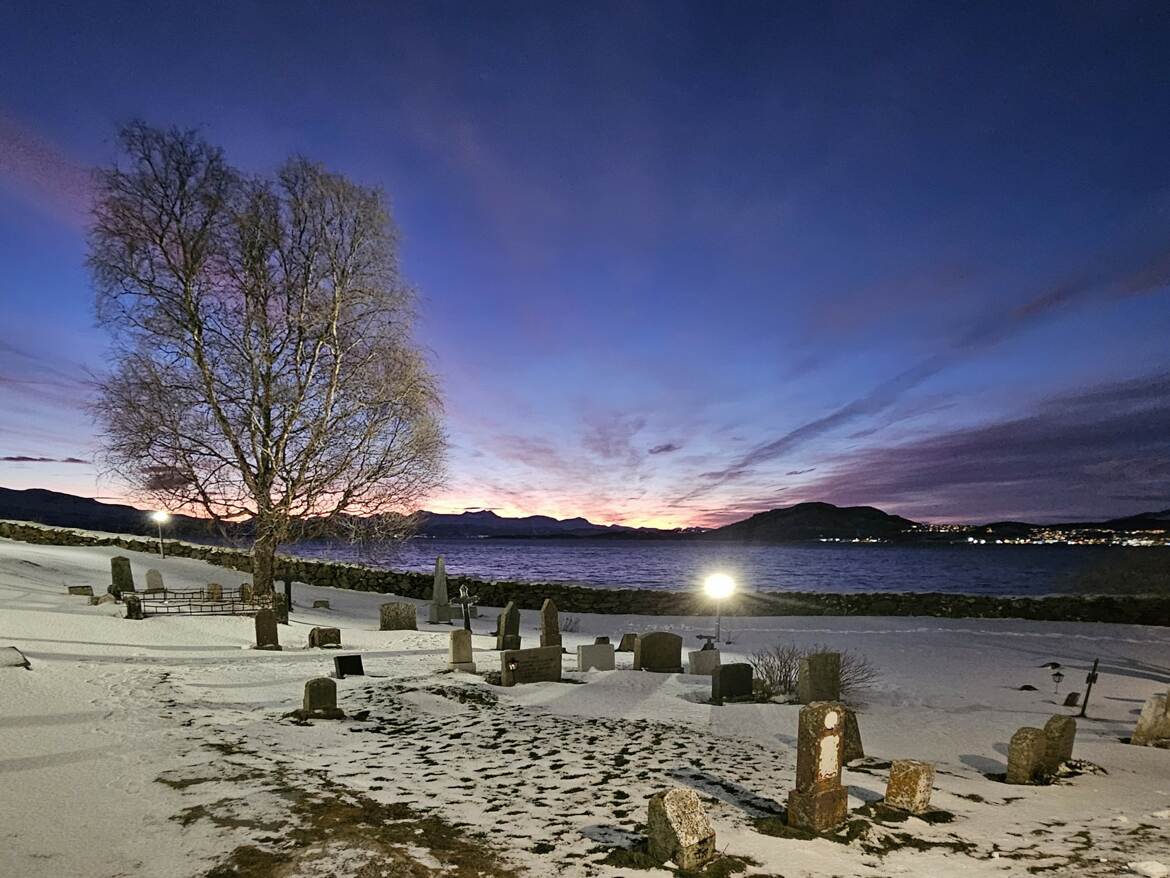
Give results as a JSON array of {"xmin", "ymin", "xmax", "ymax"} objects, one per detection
[{"xmin": 1, "ymin": 1, "xmax": 1169, "ymax": 528}]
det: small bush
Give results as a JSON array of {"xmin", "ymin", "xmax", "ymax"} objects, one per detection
[
  {"xmin": 749, "ymin": 642, "xmax": 879, "ymax": 702},
  {"xmin": 560, "ymin": 615, "xmax": 581, "ymax": 633}
]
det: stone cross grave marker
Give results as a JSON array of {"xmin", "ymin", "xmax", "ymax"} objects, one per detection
[
  {"xmin": 616, "ymin": 632, "xmax": 637, "ymax": 652},
  {"xmin": 1005, "ymin": 726, "xmax": 1046, "ymax": 783},
  {"xmin": 380, "ymin": 602, "xmax": 417, "ymax": 631},
  {"xmin": 449, "ymin": 628, "xmax": 476, "ymax": 672},
  {"xmin": 884, "ymin": 760, "xmax": 935, "ymax": 814},
  {"xmin": 576, "ymin": 642, "xmax": 615, "ymax": 672},
  {"xmin": 1132, "ymin": 691, "xmax": 1170, "ymax": 746},
  {"xmin": 787, "ymin": 701, "xmax": 849, "ymax": 832},
  {"xmin": 302, "ymin": 677, "xmax": 345, "ymax": 719},
  {"xmin": 144, "ymin": 569, "xmax": 164, "ymax": 593},
  {"xmin": 711, "ymin": 663, "xmax": 753, "ymax": 705},
  {"xmin": 500, "ymin": 645, "xmax": 562, "ymax": 686},
  {"xmin": 110, "ymin": 556, "xmax": 135, "ymax": 596},
  {"xmin": 333, "ymin": 654, "xmax": 365, "ymax": 679},
  {"xmin": 540, "ymin": 598, "xmax": 561, "ymax": 649},
  {"xmin": 633, "ymin": 632, "xmax": 683, "ymax": 673},
  {"xmin": 254, "ymin": 608, "xmax": 282, "ymax": 651},
  {"xmin": 646, "ymin": 787, "xmax": 717, "ymax": 871},
  {"xmin": 308, "ymin": 627, "xmax": 342, "ymax": 649},
  {"xmin": 496, "ymin": 601, "xmax": 521, "ymax": 651},
  {"xmin": 1040, "ymin": 715, "xmax": 1076, "ymax": 775},
  {"xmin": 428, "ymin": 556, "xmax": 455, "ymax": 624},
  {"xmin": 455, "ymin": 584, "xmax": 479, "ymax": 631},
  {"xmin": 797, "ymin": 652, "xmax": 841, "ymax": 704}
]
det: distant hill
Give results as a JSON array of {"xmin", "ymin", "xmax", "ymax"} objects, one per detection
[
  {"xmin": 415, "ymin": 509, "xmax": 641, "ymax": 538},
  {"xmin": 0, "ymin": 487, "xmax": 215, "ymax": 537},
  {"xmin": 704, "ymin": 502, "xmax": 919, "ymax": 542}
]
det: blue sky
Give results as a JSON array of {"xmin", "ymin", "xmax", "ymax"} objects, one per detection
[{"xmin": 1, "ymin": 2, "xmax": 1168, "ymax": 525}]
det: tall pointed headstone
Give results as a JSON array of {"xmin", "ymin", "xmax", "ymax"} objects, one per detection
[
  {"xmin": 539, "ymin": 598, "xmax": 561, "ymax": 649},
  {"xmin": 428, "ymin": 556, "xmax": 454, "ymax": 624},
  {"xmin": 496, "ymin": 601, "xmax": 521, "ymax": 651}
]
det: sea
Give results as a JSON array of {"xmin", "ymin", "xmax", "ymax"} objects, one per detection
[{"xmin": 285, "ymin": 537, "xmax": 1146, "ymax": 596}]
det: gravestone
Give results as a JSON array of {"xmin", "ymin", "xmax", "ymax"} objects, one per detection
[
  {"xmin": 308, "ymin": 627, "xmax": 342, "ymax": 649},
  {"xmin": 428, "ymin": 556, "xmax": 455, "ymax": 623},
  {"xmin": 633, "ymin": 632, "xmax": 683, "ymax": 673},
  {"xmin": 539, "ymin": 598, "xmax": 561, "ymax": 649},
  {"xmin": 254, "ymin": 609, "xmax": 282, "ymax": 651},
  {"xmin": 688, "ymin": 648, "xmax": 721, "ymax": 676},
  {"xmin": 1041, "ymin": 715, "xmax": 1076, "ymax": 775},
  {"xmin": 110, "ymin": 556, "xmax": 135, "ymax": 596},
  {"xmin": 333, "ymin": 654, "xmax": 365, "ymax": 679},
  {"xmin": 577, "ymin": 642, "xmax": 616, "ymax": 672},
  {"xmin": 595, "ymin": 636, "xmax": 610, "ymax": 645},
  {"xmin": 711, "ymin": 663, "xmax": 753, "ymax": 704},
  {"xmin": 797, "ymin": 652, "xmax": 841, "ymax": 704},
  {"xmin": 124, "ymin": 594, "xmax": 143, "ymax": 620},
  {"xmin": 302, "ymin": 677, "xmax": 345, "ymax": 719},
  {"xmin": 787, "ymin": 701, "xmax": 849, "ymax": 832},
  {"xmin": 1132, "ymin": 691, "xmax": 1170, "ymax": 746},
  {"xmin": 1005, "ymin": 727, "xmax": 1047, "ymax": 784},
  {"xmin": 646, "ymin": 787, "xmax": 717, "ymax": 870},
  {"xmin": 616, "ymin": 632, "xmax": 637, "ymax": 652},
  {"xmin": 206, "ymin": 583, "xmax": 223, "ymax": 601},
  {"xmin": 144, "ymin": 569, "xmax": 164, "ymax": 593},
  {"xmin": 884, "ymin": 760, "xmax": 935, "ymax": 814},
  {"xmin": 1062, "ymin": 691, "xmax": 1080, "ymax": 708},
  {"xmin": 272, "ymin": 592, "xmax": 289, "ymax": 624},
  {"xmin": 1, "ymin": 646, "xmax": 31, "ymax": 670},
  {"xmin": 380, "ymin": 602, "xmax": 417, "ymax": 631},
  {"xmin": 240, "ymin": 583, "xmax": 253, "ymax": 603},
  {"xmin": 842, "ymin": 708, "xmax": 865, "ymax": 762},
  {"xmin": 449, "ymin": 628, "xmax": 476, "ymax": 672},
  {"xmin": 500, "ymin": 645, "xmax": 562, "ymax": 686},
  {"xmin": 91, "ymin": 593, "xmax": 117, "ymax": 605},
  {"xmin": 312, "ymin": 599, "xmax": 330, "ymax": 610},
  {"xmin": 496, "ymin": 602, "xmax": 521, "ymax": 651},
  {"xmin": 67, "ymin": 585, "xmax": 93, "ymax": 597}
]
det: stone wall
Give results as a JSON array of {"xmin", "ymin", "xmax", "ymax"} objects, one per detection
[{"xmin": 3, "ymin": 518, "xmax": 1168, "ymax": 625}]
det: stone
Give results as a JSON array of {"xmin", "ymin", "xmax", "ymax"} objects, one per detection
[
  {"xmin": 308, "ymin": 627, "xmax": 342, "ymax": 649},
  {"xmin": 496, "ymin": 601, "xmax": 521, "ymax": 651},
  {"xmin": 633, "ymin": 632, "xmax": 683, "ymax": 673},
  {"xmin": 312, "ymin": 599, "xmax": 330, "ymax": 609},
  {"xmin": 540, "ymin": 598, "xmax": 561, "ymax": 649},
  {"xmin": 1062, "ymin": 691, "xmax": 1081, "ymax": 708},
  {"xmin": 67, "ymin": 585, "xmax": 94, "ymax": 597},
  {"xmin": 333, "ymin": 654, "xmax": 365, "ymax": 678},
  {"xmin": 254, "ymin": 608, "xmax": 282, "ymax": 651},
  {"xmin": 110, "ymin": 556, "xmax": 135, "ymax": 595},
  {"xmin": 427, "ymin": 556, "xmax": 455, "ymax": 623},
  {"xmin": 380, "ymin": 602, "xmax": 417, "ymax": 631},
  {"xmin": 239, "ymin": 583, "xmax": 253, "ymax": 603},
  {"xmin": 1132, "ymin": 691, "xmax": 1170, "ymax": 747},
  {"xmin": 92, "ymin": 593, "xmax": 117, "ymax": 605},
  {"xmin": 1005, "ymin": 727, "xmax": 1047, "ymax": 784},
  {"xmin": 272, "ymin": 592, "xmax": 289, "ymax": 624},
  {"xmin": 1041, "ymin": 715, "xmax": 1076, "ymax": 775},
  {"xmin": 302, "ymin": 677, "xmax": 345, "ymax": 719},
  {"xmin": 500, "ymin": 645, "xmax": 562, "ymax": 686},
  {"xmin": 124, "ymin": 594, "xmax": 143, "ymax": 620},
  {"xmin": 449, "ymin": 628, "xmax": 476, "ymax": 672},
  {"xmin": 206, "ymin": 583, "xmax": 223, "ymax": 601},
  {"xmin": 646, "ymin": 787, "xmax": 717, "ymax": 870},
  {"xmin": 787, "ymin": 702, "xmax": 849, "ymax": 832},
  {"xmin": 884, "ymin": 759, "xmax": 935, "ymax": 814},
  {"xmin": 842, "ymin": 708, "xmax": 865, "ymax": 762},
  {"xmin": 577, "ymin": 643, "xmax": 616, "ymax": 672},
  {"xmin": 616, "ymin": 632, "xmax": 637, "ymax": 652},
  {"xmin": 711, "ymin": 663, "xmax": 753, "ymax": 704},
  {"xmin": 797, "ymin": 652, "xmax": 841, "ymax": 704},
  {"xmin": 594, "ymin": 636, "xmax": 610, "ymax": 644},
  {"xmin": 688, "ymin": 648, "xmax": 721, "ymax": 676},
  {"xmin": 1, "ymin": 646, "xmax": 31, "ymax": 669},
  {"xmin": 144, "ymin": 569, "xmax": 164, "ymax": 592}
]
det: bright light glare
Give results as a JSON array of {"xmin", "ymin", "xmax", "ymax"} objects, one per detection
[
  {"xmin": 150, "ymin": 511, "xmax": 171, "ymax": 524},
  {"xmin": 703, "ymin": 573, "xmax": 736, "ymax": 600}
]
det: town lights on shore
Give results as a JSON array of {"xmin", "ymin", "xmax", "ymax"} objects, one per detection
[
  {"xmin": 150, "ymin": 510, "xmax": 171, "ymax": 558},
  {"xmin": 703, "ymin": 573, "xmax": 736, "ymax": 643}
]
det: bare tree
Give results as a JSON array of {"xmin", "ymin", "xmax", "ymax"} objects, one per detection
[{"xmin": 89, "ymin": 123, "xmax": 445, "ymax": 591}]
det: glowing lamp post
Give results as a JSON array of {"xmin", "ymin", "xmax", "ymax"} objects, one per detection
[
  {"xmin": 703, "ymin": 573, "xmax": 736, "ymax": 644},
  {"xmin": 150, "ymin": 511, "xmax": 171, "ymax": 558}
]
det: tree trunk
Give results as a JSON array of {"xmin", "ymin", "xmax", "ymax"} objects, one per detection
[{"xmin": 252, "ymin": 533, "xmax": 277, "ymax": 594}]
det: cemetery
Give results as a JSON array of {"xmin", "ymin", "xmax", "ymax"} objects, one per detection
[{"xmin": 2, "ymin": 536, "xmax": 1169, "ymax": 878}]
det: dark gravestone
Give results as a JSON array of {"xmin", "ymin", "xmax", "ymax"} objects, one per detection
[
  {"xmin": 594, "ymin": 636, "xmax": 610, "ymax": 645},
  {"xmin": 616, "ymin": 632, "xmax": 637, "ymax": 652},
  {"xmin": 312, "ymin": 599, "xmax": 330, "ymax": 609},
  {"xmin": 301, "ymin": 677, "xmax": 345, "ymax": 719},
  {"xmin": 711, "ymin": 663, "xmax": 753, "ymax": 705},
  {"xmin": 501, "ymin": 645, "xmax": 562, "ymax": 686},
  {"xmin": 333, "ymin": 654, "xmax": 365, "ymax": 679},
  {"xmin": 1062, "ymin": 691, "xmax": 1081, "ymax": 708},
  {"xmin": 254, "ymin": 609, "xmax": 282, "ymax": 651},
  {"xmin": 633, "ymin": 632, "xmax": 683, "ymax": 673},
  {"xmin": 797, "ymin": 652, "xmax": 841, "ymax": 704},
  {"xmin": 308, "ymin": 626, "xmax": 342, "ymax": 649},
  {"xmin": 842, "ymin": 708, "xmax": 865, "ymax": 762},
  {"xmin": 496, "ymin": 601, "xmax": 521, "ymax": 651},
  {"xmin": 110, "ymin": 556, "xmax": 135, "ymax": 596},
  {"xmin": 67, "ymin": 585, "xmax": 93, "ymax": 597},
  {"xmin": 272, "ymin": 593, "xmax": 289, "ymax": 625},
  {"xmin": 380, "ymin": 602, "xmax": 417, "ymax": 631},
  {"xmin": 124, "ymin": 594, "xmax": 144, "ymax": 620},
  {"xmin": 539, "ymin": 598, "xmax": 561, "ymax": 649}
]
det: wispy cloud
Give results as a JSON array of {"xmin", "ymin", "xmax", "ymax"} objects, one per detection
[
  {"xmin": 0, "ymin": 113, "xmax": 93, "ymax": 227},
  {"xmin": 649, "ymin": 442, "xmax": 681, "ymax": 455},
  {"xmin": 1, "ymin": 455, "xmax": 89, "ymax": 463}
]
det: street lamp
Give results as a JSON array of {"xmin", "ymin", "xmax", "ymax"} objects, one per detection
[
  {"xmin": 150, "ymin": 511, "xmax": 170, "ymax": 558},
  {"xmin": 703, "ymin": 573, "xmax": 736, "ymax": 644}
]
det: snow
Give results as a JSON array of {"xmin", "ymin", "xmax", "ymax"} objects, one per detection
[{"xmin": 1, "ymin": 536, "xmax": 1169, "ymax": 877}]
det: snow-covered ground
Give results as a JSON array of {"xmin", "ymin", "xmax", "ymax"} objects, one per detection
[{"xmin": 1, "ymin": 537, "xmax": 1168, "ymax": 877}]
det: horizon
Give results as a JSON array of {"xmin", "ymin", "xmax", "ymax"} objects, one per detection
[{"xmin": 2, "ymin": 4, "xmax": 1169, "ymax": 528}]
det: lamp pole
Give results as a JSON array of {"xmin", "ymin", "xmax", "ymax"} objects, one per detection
[{"xmin": 150, "ymin": 511, "xmax": 170, "ymax": 559}]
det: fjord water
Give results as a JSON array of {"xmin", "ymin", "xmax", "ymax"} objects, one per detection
[{"xmin": 288, "ymin": 538, "xmax": 1129, "ymax": 595}]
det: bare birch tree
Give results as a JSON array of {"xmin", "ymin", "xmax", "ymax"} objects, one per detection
[{"xmin": 89, "ymin": 123, "xmax": 445, "ymax": 591}]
